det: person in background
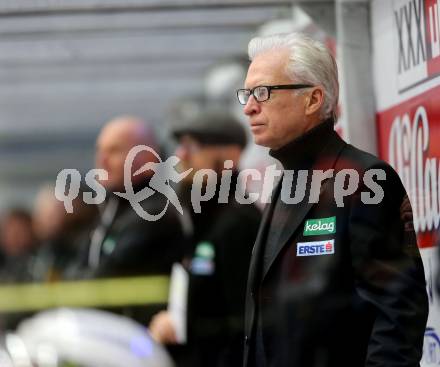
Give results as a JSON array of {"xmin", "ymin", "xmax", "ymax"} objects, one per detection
[
  {"xmin": 149, "ymin": 108, "xmax": 261, "ymax": 367},
  {"xmin": 0, "ymin": 208, "xmax": 37, "ymax": 283},
  {"xmin": 73, "ymin": 115, "xmax": 184, "ymax": 279},
  {"xmin": 32, "ymin": 184, "xmax": 98, "ymax": 282},
  {"xmin": 237, "ymin": 32, "xmax": 428, "ymax": 367},
  {"xmin": 0, "ymin": 207, "xmax": 38, "ymax": 330},
  {"xmin": 70, "ymin": 116, "xmax": 185, "ymax": 323}
]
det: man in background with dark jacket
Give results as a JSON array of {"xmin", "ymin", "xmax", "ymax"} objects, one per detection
[
  {"xmin": 78, "ymin": 116, "xmax": 184, "ymax": 278},
  {"xmin": 150, "ymin": 108, "xmax": 261, "ymax": 367},
  {"xmin": 71, "ymin": 116, "xmax": 185, "ymax": 322}
]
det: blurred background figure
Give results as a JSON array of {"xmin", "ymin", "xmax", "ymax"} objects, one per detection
[
  {"xmin": 72, "ymin": 115, "xmax": 184, "ymax": 279},
  {"xmin": 150, "ymin": 107, "xmax": 261, "ymax": 367},
  {"xmin": 68, "ymin": 116, "xmax": 185, "ymax": 323},
  {"xmin": 0, "ymin": 208, "xmax": 38, "ymax": 331},
  {"xmin": 31, "ymin": 185, "xmax": 98, "ymax": 282},
  {"xmin": 0, "ymin": 208, "xmax": 37, "ymax": 283}
]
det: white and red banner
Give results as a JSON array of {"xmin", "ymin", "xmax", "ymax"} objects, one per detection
[
  {"xmin": 372, "ymin": 0, "xmax": 440, "ymax": 364},
  {"xmin": 394, "ymin": 0, "xmax": 440, "ymax": 92}
]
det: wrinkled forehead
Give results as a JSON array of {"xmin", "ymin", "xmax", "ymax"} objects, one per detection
[{"xmin": 245, "ymin": 48, "xmax": 292, "ymax": 87}]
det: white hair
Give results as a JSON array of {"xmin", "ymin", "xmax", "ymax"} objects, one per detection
[{"xmin": 248, "ymin": 32, "xmax": 339, "ymax": 121}]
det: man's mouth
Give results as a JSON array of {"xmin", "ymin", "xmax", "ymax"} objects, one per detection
[{"xmin": 251, "ymin": 122, "xmax": 265, "ymax": 131}]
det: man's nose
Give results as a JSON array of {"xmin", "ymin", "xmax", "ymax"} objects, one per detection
[{"xmin": 243, "ymin": 95, "xmax": 260, "ymax": 116}]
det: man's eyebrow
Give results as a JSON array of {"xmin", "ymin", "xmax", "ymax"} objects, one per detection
[{"xmin": 244, "ymin": 83, "xmax": 264, "ymax": 89}]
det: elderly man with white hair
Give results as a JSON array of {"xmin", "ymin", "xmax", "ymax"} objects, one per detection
[{"xmin": 238, "ymin": 33, "xmax": 428, "ymax": 367}]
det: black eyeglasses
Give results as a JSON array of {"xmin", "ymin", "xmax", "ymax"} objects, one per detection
[{"xmin": 236, "ymin": 84, "xmax": 314, "ymax": 105}]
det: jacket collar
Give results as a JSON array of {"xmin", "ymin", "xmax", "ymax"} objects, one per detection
[{"xmin": 269, "ymin": 117, "xmax": 335, "ymax": 171}]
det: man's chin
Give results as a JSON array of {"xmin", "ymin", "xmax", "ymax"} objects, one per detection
[{"xmin": 253, "ymin": 135, "xmax": 272, "ymax": 149}]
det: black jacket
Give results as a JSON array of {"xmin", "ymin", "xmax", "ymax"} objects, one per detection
[
  {"xmin": 244, "ymin": 119, "xmax": 428, "ymax": 367},
  {"xmin": 74, "ymin": 186, "xmax": 185, "ymax": 279},
  {"xmin": 175, "ymin": 173, "xmax": 261, "ymax": 367},
  {"xmin": 70, "ymin": 184, "xmax": 185, "ymax": 323}
]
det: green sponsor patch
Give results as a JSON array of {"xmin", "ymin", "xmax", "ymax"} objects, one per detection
[
  {"xmin": 303, "ymin": 216, "xmax": 336, "ymax": 236},
  {"xmin": 195, "ymin": 242, "xmax": 215, "ymax": 259},
  {"xmin": 102, "ymin": 237, "xmax": 116, "ymax": 255}
]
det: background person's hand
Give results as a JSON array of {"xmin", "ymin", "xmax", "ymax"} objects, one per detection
[{"xmin": 149, "ymin": 310, "xmax": 178, "ymax": 344}]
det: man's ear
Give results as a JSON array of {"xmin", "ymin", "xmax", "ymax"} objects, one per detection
[{"xmin": 305, "ymin": 87, "xmax": 324, "ymax": 116}]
